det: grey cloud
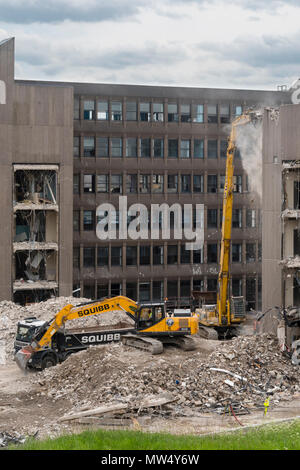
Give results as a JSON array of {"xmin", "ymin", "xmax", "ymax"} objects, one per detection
[
  {"xmin": 199, "ymin": 33, "xmax": 300, "ymax": 68},
  {"xmin": 169, "ymin": 0, "xmax": 300, "ymax": 10},
  {"xmin": 0, "ymin": 0, "xmax": 146, "ymax": 24}
]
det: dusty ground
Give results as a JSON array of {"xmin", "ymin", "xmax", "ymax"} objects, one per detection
[{"xmin": 2, "ymin": 322, "xmax": 300, "ymax": 444}]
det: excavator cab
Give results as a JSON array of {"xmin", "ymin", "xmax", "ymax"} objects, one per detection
[{"xmin": 135, "ymin": 302, "xmax": 165, "ymax": 330}]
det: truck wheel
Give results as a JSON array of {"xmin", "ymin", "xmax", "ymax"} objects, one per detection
[{"xmin": 41, "ymin": 355, "xmax": 57, "ymax": 369}]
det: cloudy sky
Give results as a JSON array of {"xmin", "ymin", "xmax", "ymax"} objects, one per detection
[{"xmin": 0, "ymin": 0, "xmax": 299, "ymax": 90}]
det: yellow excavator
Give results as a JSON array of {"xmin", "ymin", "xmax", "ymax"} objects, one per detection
[
  {"xmin": 194, "ymin": 111, "xmax": 260, "ymax": 339},
  {"xmin": 14, "ymin": 295, "xmax": 199, "ymax": 370}
]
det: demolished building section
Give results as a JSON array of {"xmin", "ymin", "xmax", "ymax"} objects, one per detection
[{"xmin": 13, "ymin": 166, "xmax": 59, "ymax": 302}]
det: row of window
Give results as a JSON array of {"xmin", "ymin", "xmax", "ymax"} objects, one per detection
[
  {"xmin": 74, "ymin": 136, "xmax": 240, "ymax": 159},
  {"xmin": 74, "ymin": 241, "xmax": 261, "ymax": 269},
  {"xmin": 75, "ymin": 98, "xmax": 243, "ymax": 124},
  {"xmin": 74, "ymin": 207, "xmax": 259, "ymax": 232},
  {"xmin": 74, "ymin": 173, "xmax": 248, "ymax": 195},
  {"xmin": 76, "ymin": 276, "xmax": 260, "ymax": 309}
]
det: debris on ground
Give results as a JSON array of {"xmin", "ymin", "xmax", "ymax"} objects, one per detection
[
  {"xmin": 32, "ymin": 333, "xmax": 300, "ymax": 424},
  {"xmin": 0, "ymin": 431, "xmax": 26, "ymax": 447}
]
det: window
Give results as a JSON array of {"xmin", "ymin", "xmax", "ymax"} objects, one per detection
[
  {"xmin": 233, "ymin": 175, "xmax": 242, "ymax": 193},
  {"xmin": 234, "ymin": 105, "xmax": 243, "ymax": 118},
  {"xmin": 193, "ymin": 174, "xmax": 203, "ymax": 193},
  {"xmin": 180, "ymin": 104, "xmax": 191, "ymax": 122},
  {"xmin": 181, "ymin": 174, "xmax": 191, "ymax": 193},
  {"xmin": 83, "ymin": 247, "xmax": 95, "ymax": 267},
  {"xmin": 232, "ymin": 209, "xmax": 242, "ymax": 228},
  {"xmin": 97, "ymin": 174, "xmax": 108, "ymax": 193},
  {"xmin": 74, "ymin": 136, "xmax": 80, "ymax": 157},
  {"xmin": 232, "ymin": 243, "xmax": 242, "ymax": 262},
  {"xmin": 111, "ymin": 101, "xmax": 122, "ymax": 121},
  {"xmin": 96, "ymin": 137, "xmax": 109, "ymax": 158},
  {"xmin": 246, "ymin": 278, "xmax": 256, "ymax": 310},
  {"xmin": 207, "ymin": 243, "xmax": 218, "ymax": 263},
  {"xmin": 83, "ymin": 100, "xmax": 95, "ymax": 120},
  {"xmin": 126, "ymin": 101, "xmax": 137, "ymax": 121},
  {"xmin": 193, "ymin": 104, "xmax": 204, "ymax": 123},
  {"xmin": 220, "ymin": 140, "xmax": 228, "ymax": 158},
  {"xmin": 152, "ymin": 174, "xmax": 164, "ymax": 193},
  {"xmin": 232, "ymin": 279, "xmax": 242, "ymax": 296},
  {"xmin": 168, "ymin": 139, "xmax": 178, "ymax": 158},
  {"xmin": 126, "ymin": 246, "xmax": 137, "ymax": 266},
  {"xmin": 73, "ymin": 174, "xmax": 80, "ymax": 194},
  {"xmin": 83, "ymin": 137, "xmax": 95, "ymax": 157},
  {"xmin": 194, "ymin": 139, "xmax": 204, "ymax": 158},
  {"xmin": 111, "ymin": 246, "xmax": 122, "ymax": 266},
  {"xmin": 180, "ymin": 280, "xmax": 190, "ymax": 297},
  {"xmin": 168, "ymin": 174, "xmax": 178, "ymax": 193},
  {"xmin": 207, "ymin": 209, "xmax": 217, "ymax": 228},
  {"xmin": 258, "ymin": 243, "xmax": 262, "ymax": 261},
  {"xmin": 83, "ymin": 210, "xmax": 94, "ymax": 231},
  {"xmin": 97, "ymin": 101, "xmax": 108, "ymax": 120},
  {"xmin": 140, "ymin": 102, "xmax": 150, "ymax": 121},
  {"xmin": 246, "ymin": 243, "xmax": 256, "ymax": 263},
  {"xmin": 153, "ymin": 281, "xmax": 164, "ymax": 300},
  {"xmin": 193, "ymin": 248, "xmax": 203, "ymax": 264},
  {"xmin": 83, "ymin": 284, "xmax": 95, "ymax": 299},
  {"xmin": 140, "ymin": 138, "xmax": 151, "ymax": 158},
  {"xmin": 126, "ymin": 282, "xmax": 137, "ymax": 300},
  {"xmin": 97, "ymin": 283, "xmax": 109, "ymax": 299},
  {"xmin": 126, "ymin": 138, "xmax": 137, "ymax": 157},
  {"xmin": 168, "ymin": 103, "xmax": 178, "ymax": 122},
  {"xmin": 153, "ymin": 103, "xmax": 164, "ymax": 122},
  {"xmin": 111, "ymin": 175, "xmax": 122, "ymax": 193},
  {"xmin": 180, "ymin": 244, "xmax": 191, "ymax": 264},
  {"xmin": 154, "ymin": 138, "xmax": 164, "ymax": 158},
  {"xmin": 97, "ymin": 246, "xmax": 109, "ymax": 266},
  {"xmin": 139, "ymin": 282, "xmax": 150, "ymax": 301},
  {"xmin": 167, "ymin": 245, "xmax": 178, "ymax": 264},
  {"xmin": 126, "ymin": 174, "xmax": 137, "ymax": 193},
  {"xmin": 73, "ymin": 247, "xmax": 80, "ymax": 269},
  {"xmin": 180, "ymin": 139, "xmax": 190, "ymax": 158},
  {"xmin": 207, "ymin": 278, "xmax": 217, "ymax": 291},
  {"xmin": 167, "ymin": 280, "xmax": 178, "ymax": 298},
  {"xmin": 207, "ymin": 104, "xmax": 218, "ymax": 123},
  {"xmin": 73, "ymin": 210, "xmax": 80, "ymax": 231},
  {"xmin": 220, "ymin": 105, "xmax": 230, "ymax": 124},
  {"xmin": 111, "ymin": 137, "xmax": 122, "ymax": 158},
  {"xmin": 140, "ymin": 245, "xmax": 150, "ymax": 265},
  {"xmin": 139, "ymin": 174, "xmax": 150, "ymax": 193},
  {"xmin": 111, "ymin": 283, "xmax": 122, "ymax": 296},
  {"xmin": 207, "ymin": 140, "xmax": 217, "ymax": 159},
  {"xmin": 219, "ymin": 175, "xmax": 225, "ymax": 192},
  {"xmin": 153, "ymin": 246, "xmax": 164, "ymax": 265},
  {"xmin": 193, "ymin": 279, "xmax": 204, "ymax": 291},
  {"xmin": 74, "ymin": 97, "xmax": 80, "ymax": 120},
  {"xmin": 246, "ymin": 209, "xmax": 256, "ymax": 228},
  {"xmin": 207, "ymin": 175, "xmax": 217, "ymax": 193},
  {"xmin": 294, "ymin": 182, "xmax": 300, "ymax": 209},
  {"xmin": 83, "ymin": 174, "xmax": 95, "ymax": 193}
]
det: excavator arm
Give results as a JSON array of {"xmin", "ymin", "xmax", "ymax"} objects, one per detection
[
  {"xmin": 15, "ymin": 296, "xmax": 139, "ymax": 370},
  {"xmin": 217, "ymin": 113, "xmax": 253, "ymax": 325}
]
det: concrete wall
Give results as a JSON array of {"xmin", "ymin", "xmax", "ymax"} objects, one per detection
[
  {"xmin": 262, "ymin": 104, "xmax": 300, "ymax": 312},
  {"xmin": 0, "ymin": 38, "xmax": 74, "ymax": 300}
]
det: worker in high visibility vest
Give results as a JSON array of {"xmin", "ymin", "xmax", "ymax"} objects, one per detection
[{"xmin": 264, "ymin": 397, "xmax": 270, "ymax": 416}]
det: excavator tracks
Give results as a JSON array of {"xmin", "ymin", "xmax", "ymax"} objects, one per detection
[
  {"xmin": 122, "ymin": 334, "xmax": 197, "ymax": 354},
  {"xmin": 122, "ymin": 334, "xmax": 164, "ymax": 354}
]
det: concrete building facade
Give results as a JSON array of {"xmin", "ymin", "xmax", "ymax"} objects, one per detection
[{"xmin": 0, "ymin": 37, "xmax": 293, "ymax": 308}]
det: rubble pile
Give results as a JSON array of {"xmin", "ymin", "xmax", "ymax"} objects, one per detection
[
  {"xmin": 35, "ymin": 334, "xmax": 300, "ymax": 419},
  {"xmin": 0, "ymin": 296, "xmax": 133, "ymax": 360}
]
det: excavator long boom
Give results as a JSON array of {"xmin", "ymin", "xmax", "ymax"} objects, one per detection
[{"xmin": 217, "ymin": 113, "xmax": 252, "ymax": 325}]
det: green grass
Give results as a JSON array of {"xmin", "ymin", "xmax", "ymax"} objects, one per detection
[{"xmin": 7, "ymin": 419, "xmax": 300, "ymax": 450}]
